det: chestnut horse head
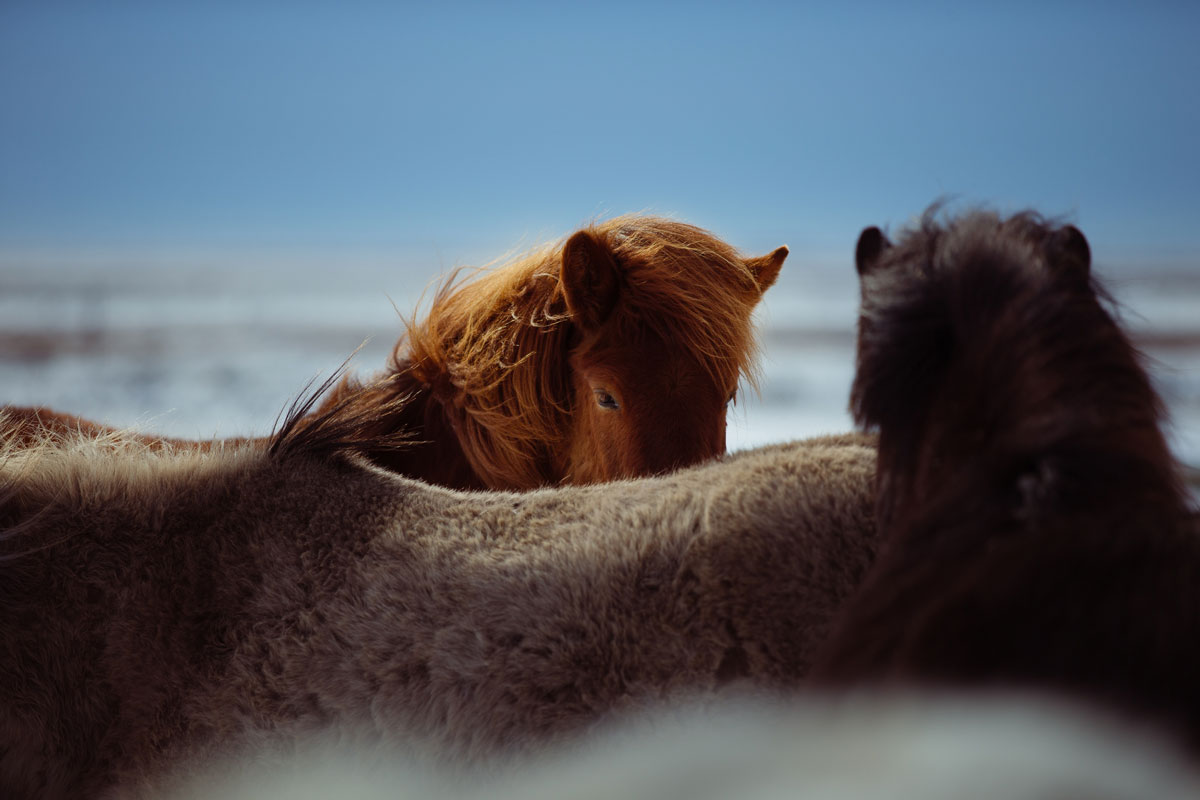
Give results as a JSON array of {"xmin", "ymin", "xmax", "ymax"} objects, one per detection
[{"xmin": 389, "ymin": 215, "xmax": 787, "ymax": 488}]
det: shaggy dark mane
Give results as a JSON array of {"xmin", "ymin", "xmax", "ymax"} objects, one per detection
[
  {"xmin": 814, "ymin": 208, "xmax": 1200, "ymax": 750},
  {"xmin": 851, "ymin": 208, "xmax": 1179, "ymax": 531}
]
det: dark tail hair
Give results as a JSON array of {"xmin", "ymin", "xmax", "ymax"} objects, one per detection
[{"xmin": 268, "ymin": 349, "xmax": 418, "ymax": 462}]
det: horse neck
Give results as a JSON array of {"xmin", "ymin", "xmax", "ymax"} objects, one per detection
[
  {"xmin": 405, "ymin": 293, "xmax": 572, "ymax": 491},
  {"xmin": 411, "ymin": 357, "xmax": 561, "ymax": 491},
  {"xmin": 312, "ymin": 361, "xmax": 486, "ymax": 490}
]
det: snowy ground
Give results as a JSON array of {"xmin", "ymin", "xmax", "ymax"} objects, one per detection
[{"xmin": 2, "ymin": 257, "xmax": 1197, "ymax": 501}]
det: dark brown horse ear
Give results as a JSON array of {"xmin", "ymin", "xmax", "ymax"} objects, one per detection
[
  {"xmin": 744, "ymin": 246, "xmax": 788, "ymax": 295},
  {"xmin": 1048, "ymin": 224, "xmax": 1091, "ymax": 282},
  {"xmin": 855, "ymin": 227, "xmax": 891, "ymax": 276},
  {"xmin": 561, "ymin": 230, "xmax": 621, "ymax": 331}
]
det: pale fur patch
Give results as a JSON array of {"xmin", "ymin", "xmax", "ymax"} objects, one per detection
[{"xmin": 159, "ymin": 693, "xmax": 1200, "ymax": 800}]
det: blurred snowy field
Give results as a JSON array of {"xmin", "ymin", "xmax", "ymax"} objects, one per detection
[{"xmin": 1, "ymin": 256, "xmax": 1197, "ymax": 494}]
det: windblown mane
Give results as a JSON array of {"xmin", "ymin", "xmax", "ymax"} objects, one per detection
[
  {"xmin": 850, "ymin": 208, "xmax": 1181, "ymax": 531},
  {"xmin": 328, "ymin": 214, "xmax": 768, "ymax": 488},
  {"xmin": 268, "ymin": 364, "xmax": 417, "ymax": 463},
  {"xmin": 5, "ymin": 215, "xmax": 777, "ymax": 491},
  {"xmin": 814, "ymin": 208, "xmax": 1200, "ymax": 749}
]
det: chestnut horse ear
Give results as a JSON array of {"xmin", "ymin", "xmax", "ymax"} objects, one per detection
[
  {"xmin": 744, "ymin": 246, "xmax": 788, "ymax": 295},
  {"xmin": 561, "ymin": 230, "xmax": 621, "ymax": 331},
  {"xmin": 855, "ymin": 226, "xmax": 891, "ymax": 276},
  {"xmin": 1048, "ymin": 224, "xmax": 1091, "ymax": 282}
]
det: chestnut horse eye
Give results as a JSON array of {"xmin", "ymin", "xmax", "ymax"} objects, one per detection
[
  {"xmin": 726, "ymin": 391, "xmax": 737, "ymax": 407},
  {"xmin": 594, "ymin": 390, "xmax": 620, "ymax": 410}
]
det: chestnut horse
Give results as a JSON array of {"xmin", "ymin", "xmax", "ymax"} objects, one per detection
[
  {"xmin": 5, "ymin": 215, "xmax": 787, "ymax": 490},
  {"xmin": 811, "ymin": 210, "xmax": 1200, "ymax": 747}
]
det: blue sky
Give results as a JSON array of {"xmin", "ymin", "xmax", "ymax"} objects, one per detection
[{"xmin": 2, "ymin": 1, "xmax": 1197, "ymax": 269}]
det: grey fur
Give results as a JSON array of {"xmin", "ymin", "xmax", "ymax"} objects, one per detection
[{"xmin": 0, "ymin": 431, "xmax": 877, "ymax": 798}]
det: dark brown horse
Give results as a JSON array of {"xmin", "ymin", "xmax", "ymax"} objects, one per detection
[
  {"xmin": 811, "ymin": 210, "xmax": 1200, "ymax": 747},
  {"xmin": 6, "ymin": 215, "xmax": 787, "ymax": 490}
]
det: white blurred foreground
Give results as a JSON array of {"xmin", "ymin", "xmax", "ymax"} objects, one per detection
[{"xmin": 162, "ymin": 694, "xmax": 1200, "ymax": 800}]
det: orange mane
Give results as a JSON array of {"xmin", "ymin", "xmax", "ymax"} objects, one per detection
[
  {"xmin": 6, "ymin": 215, "xmax": 777, "ymax": 492},
  {"xmin": 391, "ymin": 214, "xmax": 768, "ymax": 488}
]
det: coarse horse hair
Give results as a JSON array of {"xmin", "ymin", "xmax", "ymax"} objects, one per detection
[
  {"xmin": 811, "ymin": 209, "xmax": 1200, "ymax": 749},
  {"xmin": 0, "ymin": 396, "xmax": 876, "ymax": 798}
]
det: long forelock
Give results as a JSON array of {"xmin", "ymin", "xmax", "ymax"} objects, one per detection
[
  {"xmin": 391, "ymin": 215, "xmax": 765, "ymax": 487},
  {"xmin": 396, "ymin": 240, "xmax": 574, "ymax": 487},
  {"xmin": 597, "ymin": 215, "xmax": 765, "ymax": 394}
]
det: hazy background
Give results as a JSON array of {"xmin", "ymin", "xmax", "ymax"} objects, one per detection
[{"xmin": 2, "ymin": 1, "xmax": 1197, "ymax": 481}]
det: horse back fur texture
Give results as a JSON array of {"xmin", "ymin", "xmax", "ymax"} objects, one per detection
[{"xmin": 0, "ymin": 430, "xmax": 877, "ymax": 798}]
